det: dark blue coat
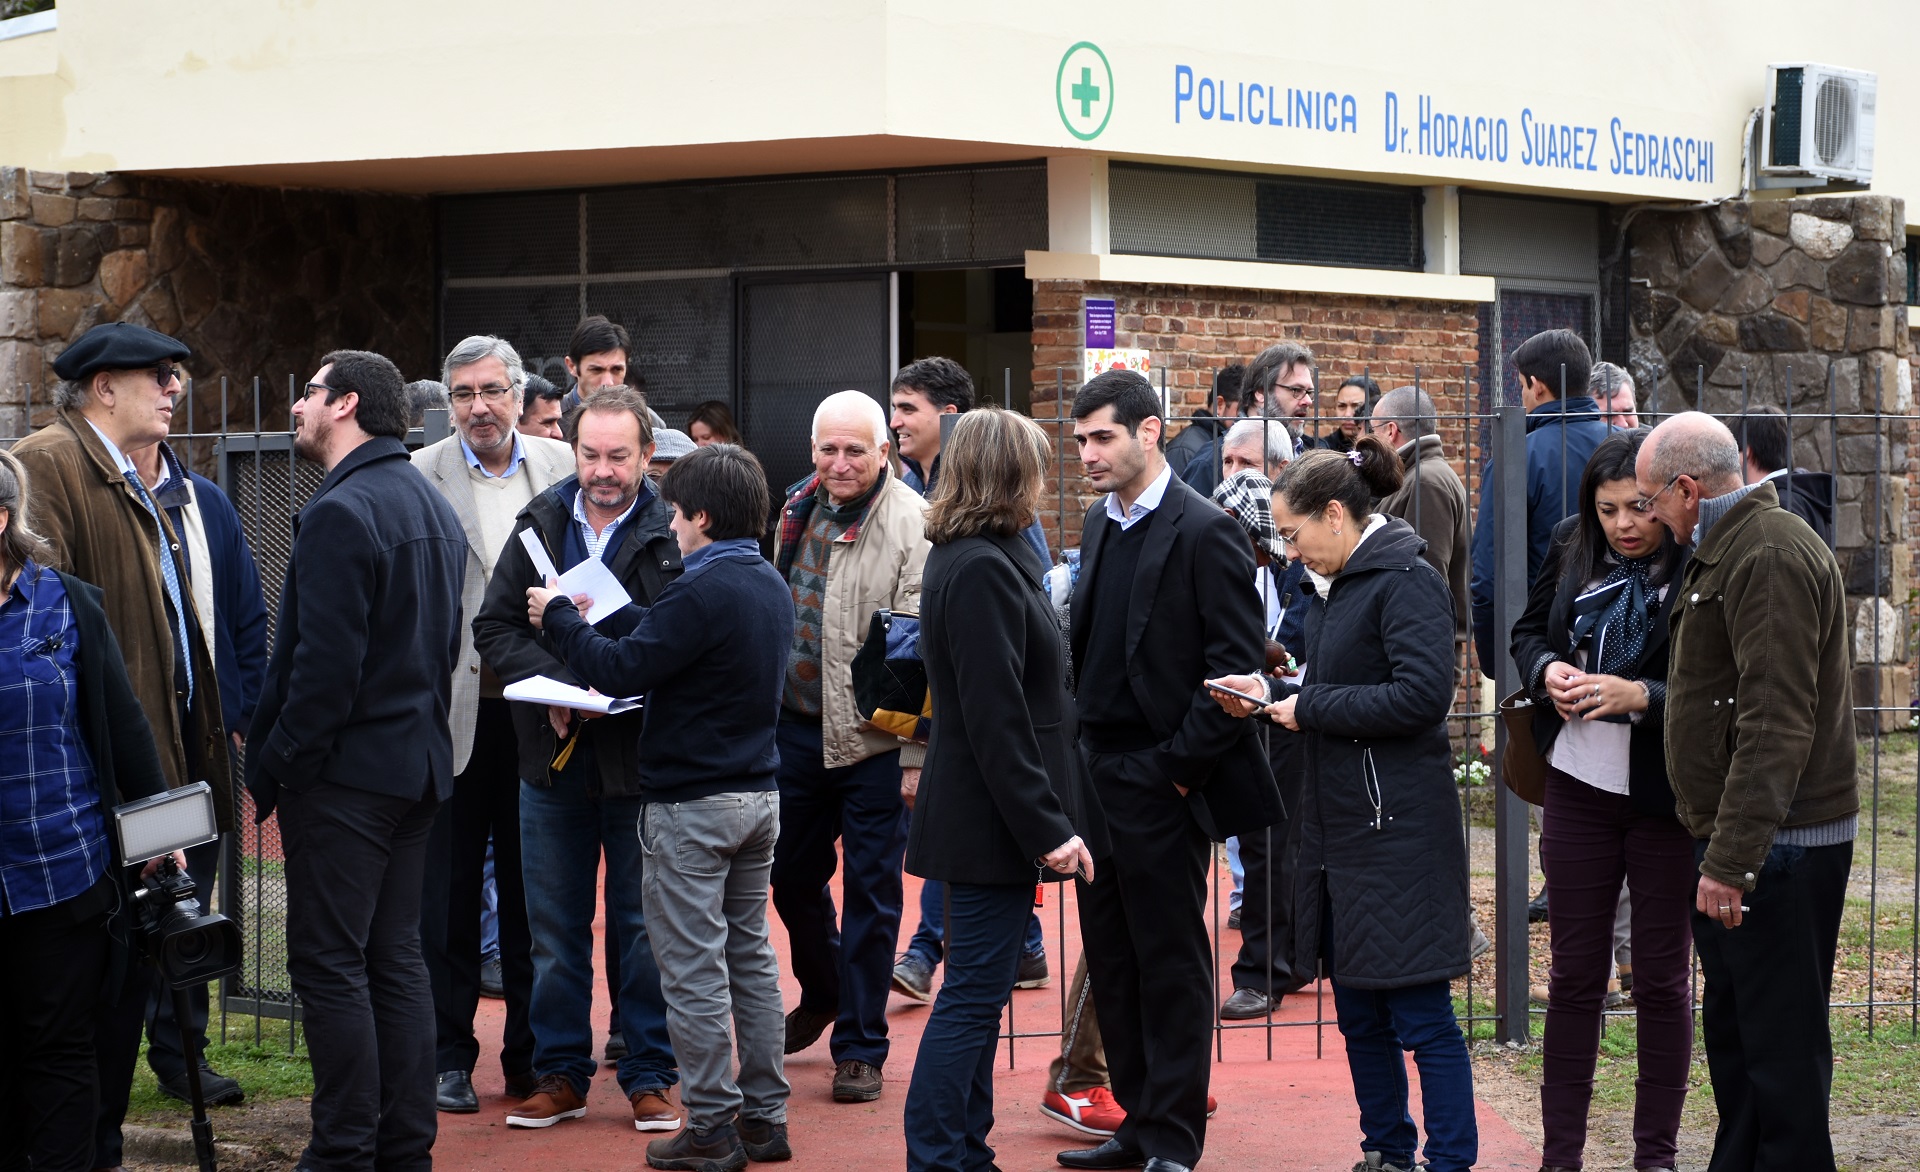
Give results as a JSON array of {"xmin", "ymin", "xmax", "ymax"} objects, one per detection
[
  {"xmin": 1286, "ymin": 518, "xmax": 1466, "ymax": 989},
  {"xmin": 1469, "ymin": 396, "xmax": 1613, "ymax": 671},
  {"xmin": 157, "ymin": 462, "xmax": 270, "ymax": 736},
  {"xmin": 542, "ymin": 541, "xmax": 793, "ymax": 802},
  {"xmin": 245, "ymin": 437, "xmax": 466, "ymax": 816}
]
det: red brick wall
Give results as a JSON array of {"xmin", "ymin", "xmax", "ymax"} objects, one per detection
[{"xmin": 1029, "ymin": 279, "xmax": 1482, "ymax": 552}]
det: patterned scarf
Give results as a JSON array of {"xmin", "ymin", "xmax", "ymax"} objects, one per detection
[
  {"xmin": 1569, "ymin": 554, "xmax": 1660, "ymax": 679},
  {"xmin": 776, "ymin": 467, "xmax": 888, "ymax": 580}
]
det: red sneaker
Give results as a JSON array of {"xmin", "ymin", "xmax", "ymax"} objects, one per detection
[
  {"xmin": 1039, "ymin": 1086, "xmax": 1126, "ymax": 1137},
  {"xmin": 1207, "ymin": 1094, "xmax": 1218, "ymax": 1118}
]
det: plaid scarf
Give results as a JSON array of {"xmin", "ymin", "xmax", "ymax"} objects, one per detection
[
  {"xmin": 1211, "ymin": 469, "xmax": 1286, "ymax": 561},
  {"xmin": 777, "ymin": 467, "xmax": 887, "ymax": 579}
]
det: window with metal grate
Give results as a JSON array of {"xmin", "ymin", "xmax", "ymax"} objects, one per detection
[{"xmin": 1109, "ymin": 163, "xmax": 1423, "ymax": 270}]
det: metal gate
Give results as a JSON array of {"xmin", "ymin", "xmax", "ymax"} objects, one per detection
[{"xmin": 0, "ymin": 352, "xmax": 1912, "ymax": 1061}]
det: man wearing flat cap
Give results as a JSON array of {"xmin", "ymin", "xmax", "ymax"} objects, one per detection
[{"xmin": 12, "ymin": 320, "xmax": 231, "ymax": 1172}]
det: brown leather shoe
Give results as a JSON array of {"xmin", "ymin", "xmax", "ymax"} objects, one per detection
[
  {"xmin": 831, "ymin": 1059, "xmax": 882, "ymax": 1103},
  {"xmin": 505, "ymin": 1073, "xmax": 588, "ymax": 1128},
  {"xmin": 632, "ymin": 1086, "xmax": 683, "ymax": 1132}
]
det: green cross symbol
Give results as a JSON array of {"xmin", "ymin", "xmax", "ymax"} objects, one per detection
[
  {"xmin": 1056, "ymin": 42, "xmax": 1112, "ymax": 141},
  {"xmin": 1071, "ymin": 67, "xmax": 1101, "ymax": 118}
]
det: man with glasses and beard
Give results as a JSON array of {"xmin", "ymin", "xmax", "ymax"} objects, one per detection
[
  {"xmin": 247, "ymin": 350, "xmax": 467, "ymax": 1172},
  {"xmin": 473, "ymin": 387, "xmax": 688, "ymax": 1139},
  {"xmin": 13, "ymin": 322, "xmax": 233, "ymax": 1172},
  {"xmin": 411, "ymin": 336, "xmax": 575, "ymax": 1114},
  {"xmin": 1182, "ymin": 343, "xmax": 1316, "ymax": 495}
]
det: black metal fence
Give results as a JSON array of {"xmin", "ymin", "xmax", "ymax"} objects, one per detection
[{"xmin": 1, "ymin": 359, "xmax": 1912, "ymax": 1066}]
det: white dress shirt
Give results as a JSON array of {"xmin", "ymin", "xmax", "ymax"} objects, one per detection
[{"xmin": 1104, "ymin": 463, "xmax": 1174, "ymax": 531}]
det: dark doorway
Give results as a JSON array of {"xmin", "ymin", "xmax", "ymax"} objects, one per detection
[{"xmin": 897, "ymin": 267, "xmax": 1034, "ymax": 413}]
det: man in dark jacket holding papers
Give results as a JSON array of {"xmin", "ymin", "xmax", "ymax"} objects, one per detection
[
  {"xmin": 530, "ymin": 442, "xmax": 798, "ymax": 1170},
  {"xmin": 471, "ymin": 388, "xmax": 686, "ymax": 1135}
]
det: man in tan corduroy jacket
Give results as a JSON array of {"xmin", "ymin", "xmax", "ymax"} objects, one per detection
[{"xmin": 14, "ymin": 321, "xmax": 230, "ymax": 1172}]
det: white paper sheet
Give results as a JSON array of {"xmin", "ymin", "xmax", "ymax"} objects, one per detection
[
  {"xmin": 556, "ymin": 556, "xmax": 633, "ymax": 626},
  {"xmin": 502, "ymin": 674, "xmax": 641, "ymax": 715},
  {"xmin": 520, "ymin": 528, "xmax": 634, "ymax": 626}
]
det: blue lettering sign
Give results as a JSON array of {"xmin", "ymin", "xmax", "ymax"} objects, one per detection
[{"xmin": 1175, "ymin": 64, "xmax": 1194, "ymax": 123}]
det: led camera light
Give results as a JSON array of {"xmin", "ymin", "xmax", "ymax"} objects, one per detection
[{"xmin": 113, "ymin": 781, "xmax": 218, "ymax": 863}]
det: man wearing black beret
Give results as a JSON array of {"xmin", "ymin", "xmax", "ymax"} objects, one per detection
[{"xmin": 12, "ymin": 320, "xmax": 232, "ymax": 1172}]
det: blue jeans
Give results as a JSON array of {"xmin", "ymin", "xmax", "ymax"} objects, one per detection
[
  {"xmin": 903, "ymin": 882, "xmax": 1033, "ymax": 1172},
  {"xmin": 480, "ymin": 838, "xmax": 499, "ymax": 961},
  {"xmin": 520, "ymin": 768, "xmax": 677, "ymax": 1096},
  {"xmin": 1226, "ymin": 836, "xmax": 1244, "ymax": 912},
  {"xmin": 907, "ymin": 880, "xmax": 1043, "ymax": 967},
  {"xmin": 769, "ymin": 719, "xmax": 907, "ymax": 1066},
  {"xmin": 1330, "ymin": 978, "xmax": 1478, "ymax": 1172}
]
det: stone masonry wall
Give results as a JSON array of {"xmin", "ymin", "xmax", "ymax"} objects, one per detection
[
  {"xmin": 1628, "ymin": 194, "xmax": 1914, "ymax": 724},
  {"xmin": 1029, "ymin": 280, "xmax": 1481, "ymax": 552},
  {"xmin": 0, "ymin": 169, "xmax": 434, "ymax": 439}
]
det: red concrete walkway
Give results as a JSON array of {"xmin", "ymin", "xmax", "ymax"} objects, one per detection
[{"xmin": 434, "ymin": 867, "xmax": 1540, "ymax": 1170}]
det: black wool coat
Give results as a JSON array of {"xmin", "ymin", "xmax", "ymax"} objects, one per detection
[
  {"xmin": 1508, "ymin": 516, "xmax": 1688, "ymax": 822},
  {"xmin": 908, "ymin": 532, "xmax": 1105, "ymax": 886},
  {"xmin": 1287, "ymin": 517, "xmax": 1469, "ymax": 990},
  {"xmin": 245, "ymin": 438, "xmax": 467, "ymax": 818},
  {"xmin": 1071, "ymin": 477, "xmax": 1281, "ymax": 841}
]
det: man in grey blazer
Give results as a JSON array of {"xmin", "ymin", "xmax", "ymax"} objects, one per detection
[{"xmin": 413, "ymin": 335, "xmax": 576, "ymax": 1113}]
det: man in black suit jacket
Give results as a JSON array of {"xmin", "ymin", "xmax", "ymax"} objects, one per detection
[
  {"xmin": 246, "ymin": 350, "xmax": 466, "ymax": 1172},
  {"xmin": 1060, "ymin": 371, "xmax": 1280, "ymax": 1172}
]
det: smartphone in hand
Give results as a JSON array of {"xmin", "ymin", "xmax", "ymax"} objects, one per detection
[{"xmin": 1205, "ymin": 679, "xmax": 1269, "ymax": 707}]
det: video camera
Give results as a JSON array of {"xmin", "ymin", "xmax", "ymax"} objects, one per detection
[{"xmin": 113, "ymin": 782, "xmax": 242, "ymax": 988}]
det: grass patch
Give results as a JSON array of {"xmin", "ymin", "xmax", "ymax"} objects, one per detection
[
  {"xmin": 1860, "ymin": 731, "xmax": 1920, "ymax": 882},
  {"xmin": 125, "ymin": 1006, "xmax": 310, "ymax": 1123},
  {"xmin": 1453, "ymin": 989, "xmax": 1506, "ymax": 1043},
  {"xmin": 1495, "ymin": 1013, "xmax": 1920, "ymax": 1123}
]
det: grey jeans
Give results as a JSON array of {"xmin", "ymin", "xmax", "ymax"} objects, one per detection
[{"xmin": 639, "ymin": 790, "xmax": 789, "ymax": 1131}]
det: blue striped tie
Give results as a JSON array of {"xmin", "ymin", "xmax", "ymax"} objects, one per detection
[{"xmin": 124, "ymin": 470, "xmax": 194, "ymax": 705}]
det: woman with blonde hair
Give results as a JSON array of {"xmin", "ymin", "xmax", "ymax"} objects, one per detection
[{"xmin": 902, "ymin": 408, "xmax": 1104, "ymax": 1172}]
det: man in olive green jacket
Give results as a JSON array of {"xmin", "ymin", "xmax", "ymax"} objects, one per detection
[{"xmin": 1638, "ymin": 411, "xmax": 1856, "ymax": 1172}]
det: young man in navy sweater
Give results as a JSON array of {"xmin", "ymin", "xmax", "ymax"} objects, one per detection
[{"xmin": 530, "ymin": 443, "xmax": 797, "ymax": 1172}]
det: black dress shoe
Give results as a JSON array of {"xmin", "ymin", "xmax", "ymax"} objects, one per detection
[
  {"xmin": 1057, "ymin": 1137, "xmax": 1146, "ymax": 1169},
  {"xmin": 1220, "ymin": 987, "xmax": 1277, "ymax": 1019},
  {"xmin": 1143, "ymin": 1160, "xmax": 1193, "ymax": 1172},
  {"xmin": 436, "ymin": 1070, "xmax": 480, "ymax": 1113},
  {"xmin": 157, "ymin": 1064, "xmax": 245, "ymax": 1107}
]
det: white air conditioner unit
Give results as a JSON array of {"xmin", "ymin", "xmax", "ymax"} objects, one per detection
[{"xmin": 1760, "ymin": 63, "xmax": 1877, "ymax": 183}]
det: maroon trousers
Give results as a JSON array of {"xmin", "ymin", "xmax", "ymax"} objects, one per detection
[{"xmin": 1539, "ymin": 766, "xmax": 1696, "ymax": 1170}]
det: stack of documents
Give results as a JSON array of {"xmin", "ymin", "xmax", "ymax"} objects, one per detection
[{"xmin": 502, "ymin": 675, "xmax": 642, "ymax": 715}]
